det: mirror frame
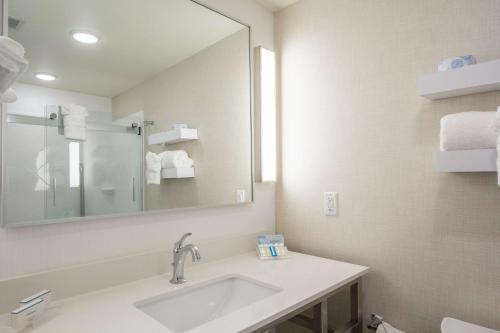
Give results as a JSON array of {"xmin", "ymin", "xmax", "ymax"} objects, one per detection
[{"xmin": 0, "ymin": 0, "xmax": 255, "ymax": 228}]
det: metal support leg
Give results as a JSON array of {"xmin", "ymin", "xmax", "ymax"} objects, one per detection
[
  {"xmin": 251, "ymin": 278, "xmax": 363, "ymax": 333},
  {"xmin": 350, "ymin": 281, "xmax": 361, "ymax": 333},
  {"xmin": 313, "ymin": 300, "xmax": 328, "ymax": 333},
  {"xmin": 350, "ymin": 282, "xmax": 359, "ymax": 322}
]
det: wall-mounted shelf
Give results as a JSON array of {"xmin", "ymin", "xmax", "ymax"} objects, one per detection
[
  {"xmin": 436, "ymin": 149, "xmax": 497, "ymax": 172},
  {"xmin": 148, "ymin": 128, "xmax": 198, "ymax": 145},
  {"xmin": 419, "ymin": 60, "xmax": 500, "ymax": 100},
  {"xmin": 162, "ymin": 167, "xmax": 195, "ymax": 179}
]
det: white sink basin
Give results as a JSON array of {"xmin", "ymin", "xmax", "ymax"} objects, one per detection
[{"xmin": 135, "ymin": 275, "xmax": 282, "ymax": 332}]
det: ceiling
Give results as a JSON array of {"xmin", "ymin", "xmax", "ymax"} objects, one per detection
[
  {"xmin": 8, "ymin": 0, "xmax": 246, "ymax": 97},
  {"xmin": 255, "ymin": 0, "xmax": 300, "ymax": 12}
]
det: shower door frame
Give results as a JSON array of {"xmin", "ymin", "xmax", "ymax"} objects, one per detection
[{"xmin": 1, "ymin": 107, "xmax": 145, "ymax": 227}]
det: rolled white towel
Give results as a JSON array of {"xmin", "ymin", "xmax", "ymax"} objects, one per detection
[
  {"xmin": 0, "ymin": 87, "xmax": 17, "ymax": 103},
  {"xmin": 160, "ymin": 150, "xmax": 194, "ymax": 169},
  {"xmin": 440, "ymin": 112, "xmax": 497, "ymax": 151},
  {"xmin": 0, "ymin": 36, "xmax": 29, "ymax": 95},
  {"xmin": 146, "ymin": 152, "xmax": 162, "ymax": 185},
  {"xmin": 376, "ymin": 321, "xmax": 405, "ymax": 333}
]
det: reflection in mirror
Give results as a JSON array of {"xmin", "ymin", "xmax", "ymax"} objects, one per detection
[{"xmin": 3, "ymin": 0, "xmax": 252, "ymax": 227}]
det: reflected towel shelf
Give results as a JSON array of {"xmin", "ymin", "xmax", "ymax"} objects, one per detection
[
  {"xmin": 162, "ymin": 167, "xmax": 195, "ymax": 179},
  {"xmin": 148, "ymin": 128, "xmax": 198, "ymax": 145},
  {"xmin": 419, "ymin": 59, "xmax": 500, "ymax": 100},
  {"xmin": 436, "ymin": 149, "xmax": 497, "ymax": 172}
]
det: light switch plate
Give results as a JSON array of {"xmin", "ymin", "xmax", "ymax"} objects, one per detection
[
  {"xmin": 236, "ymin": 189, "xmax": 246, "ymax": 203},
  {"xmin": 324, "ymin": 192, "xmax": 338, "ymax": 216}
]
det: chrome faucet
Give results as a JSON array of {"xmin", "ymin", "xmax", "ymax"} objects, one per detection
[{"xmin": 170, "ymin": 233, "xmax": 201, "ymax": 284}]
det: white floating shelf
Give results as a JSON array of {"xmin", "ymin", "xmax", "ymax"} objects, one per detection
[
  {"xmin": 148, "ymin": 128, "xmax": 198, "ymax": 145},
  {"xmin": 436, "ymin": 149, "xmax": 497, "ymax": 172},
  {"xmin": 419, "ymin": 60, "xmax": 500, "ymax": 100},
  {"xmin": 162, "ymin": 167, "xmax": 195, "ymax": 179}
]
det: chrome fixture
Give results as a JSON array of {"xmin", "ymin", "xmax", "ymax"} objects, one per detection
[
  {"xmin": 368, "ymin": 313, "xmax": 384, "ymax": 330},
  {"xmin": 170, "ymin": 233, "xmax": 201, "ymax": 284}
]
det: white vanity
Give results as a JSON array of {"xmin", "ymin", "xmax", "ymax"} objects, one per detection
[{"xmin": 0, "ymin": 252, "xmax": 369, "ymax": 333}]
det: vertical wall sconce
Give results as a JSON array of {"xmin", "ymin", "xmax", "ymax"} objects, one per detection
[{"xmin": 255, "ymin": 46, "xmax": 277, "ymax": 182}]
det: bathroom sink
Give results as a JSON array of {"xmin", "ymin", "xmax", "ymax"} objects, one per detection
[{"xmin": 135, "ymin": 275, "xmax": 282, "ymax": 332}]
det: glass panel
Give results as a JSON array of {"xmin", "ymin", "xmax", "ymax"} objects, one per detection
[
  {"xmin": 44, "ymin": 105, "xmax": 81, "ymax": 220},
  {"xmin": 82, "ymin": 125, "xmax": 142, "ymax": 216},
  {"xmin": 4, "ymin": 116, "xmax": 47, "ymax": 225},
  {"xmin": 43, "ymin": 106, "xmax": 142, "ymax": 220}
]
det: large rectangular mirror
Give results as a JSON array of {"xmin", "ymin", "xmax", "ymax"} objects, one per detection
[{"xmin": 2, "ymin": 0, "xmax": 252, "ymax": 227}]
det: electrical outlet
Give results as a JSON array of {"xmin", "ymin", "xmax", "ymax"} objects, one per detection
[{"xmin": 324, "ymin": 192, "xmax": 338, "ymax": 216}]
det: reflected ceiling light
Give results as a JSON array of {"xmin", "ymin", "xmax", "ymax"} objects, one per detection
[
  {"xmin": 35, "ymin": 72, "xmax": 57, "ymax": 81},
  {"xmin": 71, "ymin": 31, "xmax": 99, "ymax": 44}
]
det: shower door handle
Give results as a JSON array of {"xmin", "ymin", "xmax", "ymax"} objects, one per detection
[
  {"xmin": 132, "ymin": 177, "xmax": 136, "ymax": 202},
  {"xmin": 52, "ymin": 178, "xmax": 57, "ymax": 206},
  {"xmin": 79, "ymin": 164, "xmax": 85, "ymax": 217}
]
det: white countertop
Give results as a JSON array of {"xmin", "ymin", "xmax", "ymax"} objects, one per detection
[{"xmin": 0, "ymin": 252, "xmax": 369, "ymax": 333}]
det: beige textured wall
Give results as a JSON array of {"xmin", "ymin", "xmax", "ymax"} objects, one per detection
[
  {"xmin": 113, "ymin": 29, "xmax": 252, "ymax": 210},
  {"xmin": 275, "ymin": 1, "xmax": 500, "ymax": 332}
]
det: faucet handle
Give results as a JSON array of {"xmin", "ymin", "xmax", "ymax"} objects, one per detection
[{"xmin": 174, "ymin": 233, "xmax": 192, "ymax": 250}]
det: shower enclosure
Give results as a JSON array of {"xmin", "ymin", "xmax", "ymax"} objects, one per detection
[{"xmin": 3, "ymin": 105, "xmax": 143, "ymax": 225}]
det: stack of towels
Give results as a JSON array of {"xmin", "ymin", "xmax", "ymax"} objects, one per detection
[
  {"xmin": 440, "ymin": 109, "xmax": 500, "ymax": 185},
  {"xmin": 0, "ymin": 36, "xmax": 29, "ymax": 103},
  {"xmin": 146, "ymin": 150, "xmax": 194, "ymax": 185},
  {"xmin": 61, "ymin": 104, "xmax": 88, "ymax": 141},
  {"xmin": 440, "ymin": 111, "xmax": 497, "ymax": 151}
]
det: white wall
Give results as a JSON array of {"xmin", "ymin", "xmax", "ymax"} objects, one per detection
[
  {"xmin": 275, "ymin": 0, "xmax": 500, "ymax": 332},
  {"xmin": 0, "ymin": 0, "xmax": 275, "ymax": 279},
  {"xmin": 114, "ymin": 30, "xmax": 252, "ymax": 210},
  {"xmin": 8, "ymin": 83, "xmax": 112, "ymax": 117}
]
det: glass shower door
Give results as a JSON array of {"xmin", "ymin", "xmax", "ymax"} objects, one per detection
[
  {"xmin": 4, "ymin": 113, "xmax": 49, "ymax": 224},
  {"xmin": 82, "ymin": 126, "xmax": 142, "ymax": 216},
  {"xmin": 44, "ymin": 105, "xmax": 143, "ymax": 220},
  {"xmin": 3, "ymin": 104, "xmax": 142, "ymax": 225},
  {"xmin": 44, "ymin": 105, "xmax": 82, "ymax": 220}
]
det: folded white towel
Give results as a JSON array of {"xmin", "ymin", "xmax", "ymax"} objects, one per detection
[
  {"xmin": 146, "ymin": 152, "xmax": 162, "ymax": 185},
  {"xmin": 61, "ymin": 104, "xmax": 88, "ymax": 117},
  {"xmin": 62, "ymin": 104, "xmax": 88, "ymax": 141},
  {"xmin": 440, "ymin": 112, "xmax": 497, "ymax": 151},
  {"xmin": 63, "ymin": 127, "xmax": 86, "ymax": 141},
  {"xmin": 63, "ymin": 115, "xmax": 86, "ymax": 127},
  {"xmin": 160, "ymin": 150, "xmax": 194, "ymax": 169},
  {"xmin": 0, "ymin": 36, "xmax": 28, "ymax": 101}
]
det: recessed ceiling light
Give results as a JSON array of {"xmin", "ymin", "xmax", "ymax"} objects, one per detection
[
  {"xmin": 35, "ymin": 73, "xmax": 57, "ymax": 81},
  {"xmin": 71, "ymin": 31, "xmax": 99, "ymax": 44}
]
